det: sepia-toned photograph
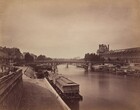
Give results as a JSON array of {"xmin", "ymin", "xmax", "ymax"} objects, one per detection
[{"xmin": 0, "ymin": 0, "xmax": 140, "ymax": 110}]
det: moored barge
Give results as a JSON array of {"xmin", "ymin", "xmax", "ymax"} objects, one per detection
[{"xmin": 47, "ymin": 72, "xmax": 83, "ymax": 101}]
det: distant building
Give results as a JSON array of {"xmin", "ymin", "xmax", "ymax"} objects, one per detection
[
  {"xmin": 97, "ymin": 44, "xmax": 109, "ymax": 55},
  {"xmin": 97, "ymin": 44, "xmax": 140, "ymax": 63}
]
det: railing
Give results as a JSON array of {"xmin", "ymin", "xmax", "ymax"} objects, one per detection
[{"xmin": 0, "ymin": 69, "xmax": 23, "ymax": 109}]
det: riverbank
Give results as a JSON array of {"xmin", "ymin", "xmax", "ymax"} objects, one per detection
[
  {"xmin": 18, "ymin": 67, "xmax": 64, "ymax": 110},
  {"xmin": 91, "ymin": 64, "xmax": 140, "ymax": 77}
]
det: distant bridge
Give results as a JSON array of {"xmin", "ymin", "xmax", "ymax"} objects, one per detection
[
  {"xmin": 27, "ymin": 59, "xmax": 128, "ymax": 73},
  {"xmin": 33, "ymin": 59, "xmax": 127, "ymax": 65},
  {"xmin": 35, "ymin": 59, "xmax": 86, "ymax": 64}
]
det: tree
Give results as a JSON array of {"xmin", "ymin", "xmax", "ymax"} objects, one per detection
[
  {"xmin": 24, "ymin": 53, "xmax": 34, "ymax": 62},
  {"xmin": 37, "ymin": 55, "xmax": 46, "ymax": 60},
  {"xmin": 84, "ymin": 53, "xmax": 102, "ymax": 61},
  {"xmin": 84, "ymin": 53, "xmax": 90, "ymax": 61}
]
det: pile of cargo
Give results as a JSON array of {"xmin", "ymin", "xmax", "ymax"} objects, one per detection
[
  {"xmin": 91, "ymin": 63, "xmax": 140, "ymax": 77},
  {"xmin": 31, "ymin": 64, "xmax": 52, "ymax": 78}
]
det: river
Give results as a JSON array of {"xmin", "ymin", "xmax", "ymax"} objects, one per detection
[{"xmin": 57, "ymin": 64, "xmax": 140, "ymax": 110}]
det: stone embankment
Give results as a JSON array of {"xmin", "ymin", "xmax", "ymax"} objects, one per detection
[
  {"xmin": 0, "ymin": 68, "xmax": 23, "ymax": 110},
  {"xmin": 18, "ymin": 67, "xmax": 65, "ymax": 110},
  {"xmin": 0, "ymin": 66, "xmax": 68, "ymax": 110}
]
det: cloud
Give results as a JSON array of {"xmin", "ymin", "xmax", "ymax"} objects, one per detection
[{"xmin": 0, "ymin": 0, "xmax": 140, "ymax": 58}]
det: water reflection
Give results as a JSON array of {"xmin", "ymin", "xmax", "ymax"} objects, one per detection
[
  {"xmin": 97, "ymin": 74, "xmax": 110, "ymax": 90},
  {"xmin": 58, "ymin": 65, "xmax": 140, "ymax": 110},
  {"xmin": 64, "ymin": 99, "xmax": 80, "ymax": 110}
]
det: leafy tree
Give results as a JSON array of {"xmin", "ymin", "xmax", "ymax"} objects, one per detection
[
  {"xmin": 37, "ymin": 55, "xmax": 46, "ymax": 60},
  {"xmin": 84, "ymin": 53, "xmax": 102, "ymax": 61},
  {"xmin": 24, "ymin": 53, "xmax": 34, "ymax": 62}
]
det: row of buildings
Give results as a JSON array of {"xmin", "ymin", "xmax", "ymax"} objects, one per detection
[{"xmin": 97, "ymin": 44, "xmax": 140, "ymax": 63}]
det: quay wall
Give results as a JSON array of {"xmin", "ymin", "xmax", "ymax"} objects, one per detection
[
  {"xmin": 44, "ymin": 78, "xmax": 71, "ymax": 110},
  {"xmin": 0, "ymin": 69, "xmax": 23, "ymax": 110}
]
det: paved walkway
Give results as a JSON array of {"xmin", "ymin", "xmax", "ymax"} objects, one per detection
[{"xmin": 18, "ymin": 67, "xmax": 64, "ymax": 110}]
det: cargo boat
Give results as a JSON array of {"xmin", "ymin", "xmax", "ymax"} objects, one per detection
[
  {"xmin": 47, "ymin": 72, "xmax": 83, "ymax": 101},
  {"xmin": 32, "ymin": 64, "xmax": 83, "ymax": 101}
]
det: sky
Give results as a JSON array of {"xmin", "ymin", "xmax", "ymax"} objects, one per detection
[{"xmin": 0, "ymin": 0, "xmax": 140, "ymax": 58}]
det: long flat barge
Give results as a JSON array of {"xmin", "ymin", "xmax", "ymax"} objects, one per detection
[{"xmin": 46, "ymin": 72, "xmax": 83, "ymax": 101}]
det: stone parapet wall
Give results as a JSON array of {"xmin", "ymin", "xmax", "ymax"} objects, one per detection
[{"xmin": 0, "ymin": 69, "xmax": 23, "ymax": 110}]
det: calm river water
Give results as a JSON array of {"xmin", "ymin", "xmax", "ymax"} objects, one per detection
[{"xmin": 57, "ymin": 64, "xmax": 140, "ymax": 110}]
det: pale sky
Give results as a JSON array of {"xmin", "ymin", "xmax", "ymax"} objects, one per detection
[{"xmin": 0, "ymin": 0, "xmax": 140, "ymax": 58}]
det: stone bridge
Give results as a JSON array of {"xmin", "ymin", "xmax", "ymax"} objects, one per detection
[{"xmin": 33, "ymin": 59, "xmax": 127, "ymax": 66}]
